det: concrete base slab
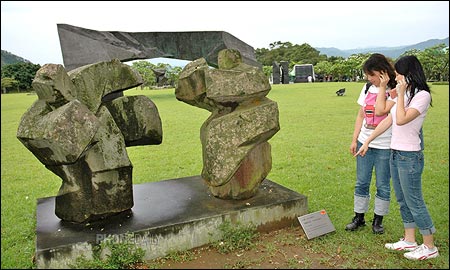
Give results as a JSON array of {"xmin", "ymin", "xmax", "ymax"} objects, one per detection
[{"xmin": 35, "ymin": 176, "xmax": 308, "ymax": 268}]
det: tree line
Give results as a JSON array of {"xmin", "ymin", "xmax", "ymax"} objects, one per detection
[
  {"xmin": 256, "ymin": 41, "xmax": 449, "ymax": 83},
  {"xmin": 0, "ymin": 61, "xmax": 182, "ymax": 93},
  {"xmin": 1, "ymin": 42, "xmax": 448, "ymax": 93}
]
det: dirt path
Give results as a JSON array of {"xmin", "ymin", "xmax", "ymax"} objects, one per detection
[{"xmin": 144, "ymin": 226, "xmax": 345, "ymax": 269}]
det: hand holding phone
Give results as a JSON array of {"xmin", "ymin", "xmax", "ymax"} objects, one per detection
[{"xmin": 405, "ymin": 74, "xmax": 412, "ymax": 84}]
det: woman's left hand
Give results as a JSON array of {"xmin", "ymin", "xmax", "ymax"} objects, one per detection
[
  {"xmin": 379, "ymin": 72, "xmax": 390, "ymax": 88},
  {"xmin": 354, "ymin": 143, "xmax": 369, "ymax": 157},
  {"xmin": 396, "ymin": 79, "xmax": 407, "ymax": 96}
]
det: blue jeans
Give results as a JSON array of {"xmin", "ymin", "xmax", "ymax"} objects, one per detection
[
  {"xmin": 390, "ymin": 150, "xmax": 436, "ymax": 236},
  {"xmin": 354, "ymin": 142, "xmax": 391, "ymax": 215}
]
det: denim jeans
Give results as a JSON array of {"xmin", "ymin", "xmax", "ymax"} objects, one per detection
[
  {"xmin": 354, "ymin": 141, "xmax": 391, "ymax": 215},
  {"xmin": 390, "ymin": 150, "xmax": 436, "ymax": 236}
]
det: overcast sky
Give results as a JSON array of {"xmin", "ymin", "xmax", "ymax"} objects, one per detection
[{"xmin": 2, "ymin": 1, "xmax": 449, "ymax": 66}]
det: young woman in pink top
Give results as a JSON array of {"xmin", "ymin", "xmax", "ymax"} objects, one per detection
[{"xmin": 356, "ymin": 55, "xmax": 438, "ymax": 260}]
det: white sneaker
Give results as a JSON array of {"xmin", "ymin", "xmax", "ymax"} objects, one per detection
[
  {"xmin": 404, "ymin": 244, "xmax": 439, "ymax": 260},
  {"xmin": 385, "ymin": 238, "xmax": 418, "ymax": 251}
]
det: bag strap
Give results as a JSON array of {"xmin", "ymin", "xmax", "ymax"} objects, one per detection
[{"xmin": 364, "ymin": 82, "xmax": 372, "ymax": 94}]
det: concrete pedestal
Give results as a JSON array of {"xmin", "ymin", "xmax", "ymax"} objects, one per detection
[{"xmin": 35, "ymin": 176, "xmax": 307, "ymax": 268}]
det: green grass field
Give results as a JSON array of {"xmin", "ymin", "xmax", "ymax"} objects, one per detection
[{"xmin": 1, "ymin": 82, "xmax": 448, "ymax": 268}]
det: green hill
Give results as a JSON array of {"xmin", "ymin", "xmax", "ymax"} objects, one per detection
[{"xmin": 1, "ymin": 50, "xmax": 32, "ymax": 66}]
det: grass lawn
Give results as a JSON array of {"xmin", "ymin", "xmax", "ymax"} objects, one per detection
[{"xmin": 1, "ymin": 82, "xmax": 448, "ymax": 268}]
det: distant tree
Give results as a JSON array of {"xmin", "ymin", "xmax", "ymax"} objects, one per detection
[
  {"xmin": 417, "ymin": 44, "xmax": 449, "ymax": 81},
  {"xmin": 1, "ymin": 62, "xmax": 40, "ymax": 91},
  {"xmin": 130, "ymin": 61, "xmax": 156, "ymax": 88},
  {"xmin": 256, "ymin": 41, "xmax": 324, "ymax": 67},
  {"xmin": 314, "ymin": 61, "xmax": 333, "ymax": 79},
  {"xmin": 1, "ymin": 77, "xmax": 19, "ymax": 93},
  {"xmin": 288, "ymin": 43, "xmax": 326, "ymax": 67},
  {"xmin": 346, "ymin": 53, "xmax": 372, "ymax": 81},
  {"xmin": 329, "ymin": 60, "xmax": 346, "ymax": 81},
  {"xmin": 398, "ymin": 45, "xmax": 449, "ymax": 81},
  {"xmin": 255, "ymin": 41, "xmax": 292, "ymax": 66},
  {"xmin": 268, "ymin": 41, "xmax": 290, "ymax": 50},
  {"xmin": 255, "ymin": 47, "xmax": 272, "ymax": 66},
  {"xmin": 326, "ymin": 55, "xmax": 346, "ymax": 63},
  {"xmin": 262, "ymin": 66, "xmax": 272, "ymax": 80},
  {"xmin": 398, "ymin": 49, "xmax": 421, "ymax": 58}
]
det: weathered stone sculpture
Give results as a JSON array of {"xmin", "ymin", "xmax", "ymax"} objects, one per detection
[
  {"xmin": 272, "ymin": 61, "xmax": 281, "ymax": 84},
  {"xmin": 17, "ymin": 59, "xmax": 162, "ymax": 223},
  {"xmin": 57, "ymin": 24, "xmax": 260, "ymax": 71},
  {"xmin": 152, "ymin": 68, "xmax": 168, "ymax": 87},
  {"xmin": 53, "ymin": 24, "xmax": 275, "ymax": 203},
  {"xmin": 176, "ymin": 49, "xmax": 280, "ymax": 199},
  {"xmin": 280, "ymin": 61, "xmax": 290, "ymax": 84},
  {"xmin": 272, "ymin": 61, "xmax": 289, "ymax": 84}
]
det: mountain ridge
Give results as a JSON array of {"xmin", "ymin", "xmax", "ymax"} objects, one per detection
[
  {"xmin": 316, "ymin": 37, "xmax": 449, "ymax": 58},
  {"xmin": 1, "ymin": 50, "xmax": 32, "ymax": 66}
]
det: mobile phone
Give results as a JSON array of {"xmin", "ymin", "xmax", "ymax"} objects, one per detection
[{"xmin": 406, "ymin": 75, "xmax": 412, "ymax": 84}]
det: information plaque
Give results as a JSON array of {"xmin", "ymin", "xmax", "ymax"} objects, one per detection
[{"xmin": 297, "ymin": 209, "xmax": 335, "ymax": 240}]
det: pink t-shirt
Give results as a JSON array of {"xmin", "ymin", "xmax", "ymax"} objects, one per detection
[
  {"xmin": 390, "ymin": 90, "xmax": 431, "ymax": 151},
  {"xmin": 357, "ymin": 84, "xmax": 392, "ymax": 149}
]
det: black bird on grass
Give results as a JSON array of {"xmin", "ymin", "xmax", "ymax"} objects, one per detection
[{"xmin": 336, "ymin": 88, "xmax": 345, "ymax": 96}]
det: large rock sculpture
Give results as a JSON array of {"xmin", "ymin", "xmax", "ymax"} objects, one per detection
[
  {"xmin": 17, "ymin": 59, "xmax": 162, "ymax": 223},
  {"xmin": 57, "ymin": 24, "xmax": 260, "ymax": 71},
  {"xmin": 176, "ymin": 49, "xmax": 280, "ymax": 199}
]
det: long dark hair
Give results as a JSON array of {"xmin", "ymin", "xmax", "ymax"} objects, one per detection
[
  {"xmin": 394, "ymin": 55, "xmax": 432, "ymax": 106},
  {"xmin": 363, "ymin": 53, "xmax": 397, "ymax": 89}
]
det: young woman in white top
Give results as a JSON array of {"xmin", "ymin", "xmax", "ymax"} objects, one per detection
[
  {"xmin": 346, "ymin": 54, "xmax": 396, "ymax": 234},
  {"xmin": 356, "ymin": 55, "xmax": 438, "ymax": 260}
]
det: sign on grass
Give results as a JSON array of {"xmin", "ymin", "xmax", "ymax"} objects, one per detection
[{"xmin": 298, "ymin": 209, "xmax": 335, "ymax": 240}]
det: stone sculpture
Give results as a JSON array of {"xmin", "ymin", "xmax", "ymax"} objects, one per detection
[
  {"xmin": 272, "ymin": 61, "xmax": 289, "ymax": 84},
  {"xmin": 176, "ymin": 49, "xmax": 280, "ymax": 199},
  {"xmin": 280, "ymin": 61, "xmax": 290, "ymax": 84},
  {"xmin": 17, "ymin": 59, "xmax": 162, "ymax": 223},
  {"xmin": 23, "ymin": 24, "xmax": 276, "ymax": 222},
  {"xmin": 272, "ymin": 61, "xmax": 281, "ymax": 84},
  {"xmin": 152, "ymin": 68, "xmax": 168, "ymax": 87},
  {"xmin": 57, "ymin": 24, "xmax": 261, "ymax": 71}
]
